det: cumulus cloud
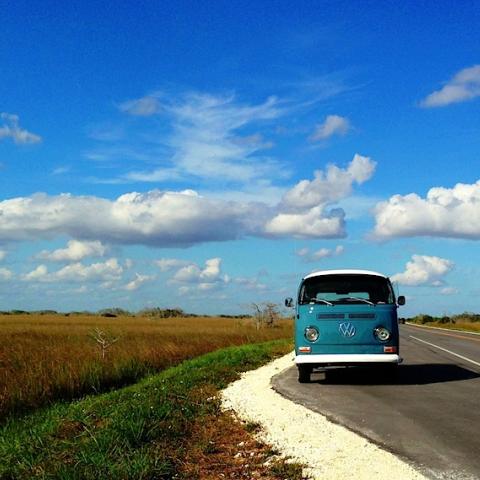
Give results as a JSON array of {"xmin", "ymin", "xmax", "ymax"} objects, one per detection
[
  {"xmin": 265, "ymin": 154, "xmax": 375, "ymax": 238},
  {"xmin": 373, "ymin": 180, "xmax": 480, "ymax": 239},
  {"xmin": 420, "ymin": 65, "xmax": 480, "ymax": 107},
  {"xmin": 0, "ymin": 155, "xmax": 376, "ymax": 246},
  {"xmin": 0, "ymin": 190, "xmax": 264, "ymax": 247},
  {"xmin": 23, "ymin": 265, "xmax": 48, "ymax": 281},
  {"xmin": 123, "ymin": 273, "xmax": 155, "ymax": 291},
  {"xmin": 173, "ymin": 258, "xmax": 222, "ymax": 282},
  {"xmin": 310, "ymin": 115, "xmax": 351, "ymax": 141},
  {"xmin": 0, "ymin": 267, "xmax": 13, "ymax": 280},
  {"xmin": 0, "ymin": 113, "xmax": 42, "ymax": 144},
  {"xmin": 37, "ymin": 240, "xmax": 107, "ymax": 262},
  {"xmin": 171, "ymin": 258, "xmax": 229, "ymax": 293},
  {"xmin": 281, "ymin": 154, "xmax": 375, "ymax": 211},
  {"xmin": 264, "ymin": 206, "xmax": 345, "ymax": 238},
  {"xmin": 23, "ymin": 258, "xmax": 123, "ymax": 283},
  {"xmin": 118, "ymin": 94, "xmax": 162, "ymax": 116},
  {"xmin": 297, "ymin": 245, "xmax": 344, "ymax": 262},
  {"xmin": 391, "ymin": 255, "xmax": 454, "ymax": 286}
]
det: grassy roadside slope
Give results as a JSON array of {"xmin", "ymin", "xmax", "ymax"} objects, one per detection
[{"xmin": 0, "ymin": 339, "xmax": 294, "ymax": 479}]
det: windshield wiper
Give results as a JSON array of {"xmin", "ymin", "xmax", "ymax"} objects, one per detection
[
  {"xmin": 308, "ymin": 298, "xmax": 334, "ymax": 306},
  {"xmin": 343, "ymin": 296, "xmax": 375, "ymax": 305}
]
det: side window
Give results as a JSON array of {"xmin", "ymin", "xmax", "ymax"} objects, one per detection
[{"xmin": 388, "ymin": 280, "xmax": 396, "ymax": 304}]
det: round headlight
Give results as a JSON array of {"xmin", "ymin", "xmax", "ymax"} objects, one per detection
[
  {"xmin": 374, "ymin": 326, "xmax": 391, "ymax": 341},
  {"xmin": 305, "ymin": 326, "xmax": 319, "ymax": 342}
]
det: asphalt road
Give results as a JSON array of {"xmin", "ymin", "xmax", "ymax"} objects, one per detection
[{"xmin": 272, "ymin": 324, "xmax": 480, "ymax": 480}]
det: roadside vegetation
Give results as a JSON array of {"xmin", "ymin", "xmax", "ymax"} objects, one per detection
[
  {"xmin": 406, "ymin": 312, "xmax": 480, "ymax": 333},
  {"xmin": 0, "ymin": 340, "xmax": 304, "ymax": 480},
  {"xmin": 0, "ymin": 310, "xmax": 292, "ymax": 420}
]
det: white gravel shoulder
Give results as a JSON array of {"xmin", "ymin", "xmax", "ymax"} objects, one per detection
[{"xmin": 221, "ymin": 352, "xmax": 427, "ymax": 480}]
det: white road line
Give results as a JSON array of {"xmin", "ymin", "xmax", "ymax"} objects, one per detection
[{"xmin": 410, "ymin": 335, "xmax": 480, "ymax": 368}]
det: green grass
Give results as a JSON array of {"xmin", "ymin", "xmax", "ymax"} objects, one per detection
[{"xmin": 0, "ymin": 339, "xmax": 292, "ymax": 479}]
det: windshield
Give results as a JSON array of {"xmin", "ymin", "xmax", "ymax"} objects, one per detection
[{"xmin": 299, "ymin": 274, "xmax": 395, "ymax": 305}]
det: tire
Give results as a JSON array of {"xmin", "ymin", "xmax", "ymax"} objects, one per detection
[{"xmin": 298, "ymin": 365, "xmax": 311, "ymax": 383}]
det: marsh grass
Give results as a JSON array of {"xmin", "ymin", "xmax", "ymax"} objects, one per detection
[
  {"xmin": 0, "ymin": 314, "xmax": 292, "ymax": 420},
  {"xmin": 0, "ymin": 340, "xmax": 295, "ymax": 479},
  {"xmin": 422, "ymin": 321, "xmax": 480, "ymax": 333}
]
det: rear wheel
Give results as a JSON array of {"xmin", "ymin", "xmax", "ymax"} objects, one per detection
[{"xmin": 298, "ymin": 365, "xmax": 312, "ymax": 383}]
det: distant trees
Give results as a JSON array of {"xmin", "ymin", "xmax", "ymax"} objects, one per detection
[
  {"xmin": 136, "ymin": 307, "xmax": 187, "ymax": 318},
  {"xmin": 408, "ymin": 312, "xmax": 480, "ymax": 324}
]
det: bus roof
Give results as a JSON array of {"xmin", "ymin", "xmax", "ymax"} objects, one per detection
[{"xmin": 303, "ymin": 269, "xmax": 387, "ymax": 280}]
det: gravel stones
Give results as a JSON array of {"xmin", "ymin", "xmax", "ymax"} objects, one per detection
[{"xmin": 221, "ymin": 352, "xmax": 427, "ymax": 480}]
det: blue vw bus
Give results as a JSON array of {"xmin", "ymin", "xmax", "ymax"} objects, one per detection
[{"xmin": 286, "ymin": 269, "xmax": 405, "ymax": 383}]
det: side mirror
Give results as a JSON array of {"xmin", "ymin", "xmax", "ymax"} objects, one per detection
[
  {"xmin": 285, "ymin": 297, "xmax": 293, "ymax": 308},
  {"xmin": 397, "ymin": 296, "xmax": 406, "ymax": 306}
]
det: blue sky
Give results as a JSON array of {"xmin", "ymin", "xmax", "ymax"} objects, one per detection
[{"xmin": 1, "ymin": 1, "xmax": 479, "ymax": 315}]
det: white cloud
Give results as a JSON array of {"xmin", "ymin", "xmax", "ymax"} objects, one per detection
[
  {"xmin": 373, "ymin": 180, "xmax": 480, "ymax": 239},
  {"xmin": 310, "ymin": 115, "xmax": 351, "ymax": 141},
  {"xmin": 0, "ymin": 190, "xmax": 262, "ymax": 247},
  {"xmin": 154, "ymin": 258, "xmax": 190, "ymax": 272},
  {"xmin": 52, "ymin": 166, "xmax": 70, "ymax": 175},
  {"xmin": 23, "ymin": 258, "xmax": 123, "ymax": 283},
  {"xmin": 123, "ymin": 273, "xmax": 155, "ymax": 291},
  {"xmin": 171, "ymin": 258, "xmax": 229, "ymax": 293},
  {"xmin": 297, "ymin": 245, "xmax": 344, "ymax": 262},
  {"xmin": 0, "ymin": 250, "xmax": 6, "ymax": 261},
  {"xmin": 391, "ymin": 255, "xmax": 454, "ymax": 286},
  {"xmin": 265, "ymin": 154, "xmax": 375, "ymax": 238},
  {"xmin": 37, "ymin": 240, "xmax": 107, "ymax": 262},
  {"xmin": 440, "ymin": 286, "xmax": 458, "ymax": 295},
  {"xmin": 23, "ymin": 265, "xmax": 48, "ymax": 281},
  {"xmin": 118, "ymin": 93, "xmax": 162, "ymax": 116},
  {"xmin": 281, "ymin": 154, "xmax": 376, "ymax": 211},
  {"xmin": 173, "ymin": 257, "xmax": 222, "ymax": 283},
  {"xmin": 0, "ymin": 267, "xmax": 13, "ymax": 280},
  {"xmin": 0, "ymin": 155, "xmax": 375, "ymax": 246},
  {"xmin": 420, "ymin": 65, "xmax": 480, "ymax": 107},
  {"xmin": 0, "ymin": 113, "xmax": 42, "ymax": 144},
  {"xmin": 54, "ymin": 258, "xmax": 123, "ymax": 282},
  {"xmin": 264, "ymin": 206, "xmax": 345, "ymax": 238},
  {"xmin": 234, "ymin": 276, "xmax": 268, "ymax": 291},
  {"xmin": 124, "ymin": 93, "xmax": 283, "ymax": 184}
]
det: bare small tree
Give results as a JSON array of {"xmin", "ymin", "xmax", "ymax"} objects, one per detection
[
  {"xmin": 263, "ymin": 302, "xmax": 279, "ymax": 328},
  {"xmin": 250, "ymin": 302, "xmax": 280, "ymax": 329},
  {"xmin": 89, "ymin": 328, "xmax": 119, "ymax": 360}
]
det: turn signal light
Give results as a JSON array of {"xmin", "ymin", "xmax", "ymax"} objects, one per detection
[
  {"xmin": 299, "ymin": 346, "xmax": 311, "ymax": 353},
  {"xmin": 384, "ymin": 346, "xmax": 397, "ymax": 353}
]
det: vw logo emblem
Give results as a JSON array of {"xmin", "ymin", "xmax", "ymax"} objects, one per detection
[{"xmin": 339, "ymin": 322, "xmax": 356, "ymax": 337}]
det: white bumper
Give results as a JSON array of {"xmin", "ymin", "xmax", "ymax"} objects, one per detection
[{"xmin": 295, "ymin": 354, "xmax": 402, "ymax": 365}]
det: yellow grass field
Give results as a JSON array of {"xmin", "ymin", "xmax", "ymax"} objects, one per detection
[
  {"xmin": 0, "ymin": 314, "xmax": 293, "ymax": 420},
  {"xmin": 427, "ymin": 321, "xmax": 480, "ymax": 333}
]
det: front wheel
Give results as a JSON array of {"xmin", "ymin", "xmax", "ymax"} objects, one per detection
[{"xmin": 298, "ymin": 365, "xmax": 312, "ymax": 383}]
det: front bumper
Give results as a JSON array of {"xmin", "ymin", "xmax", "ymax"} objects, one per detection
[{"xmin": 295, "ymin": 353, "xmax": 402, "ymax": 365}]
